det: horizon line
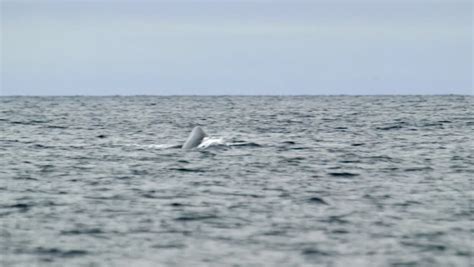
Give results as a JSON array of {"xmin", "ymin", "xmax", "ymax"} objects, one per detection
[{"xmin": 0, "ymin": 93, "xmax": 472, "ymax": 97}]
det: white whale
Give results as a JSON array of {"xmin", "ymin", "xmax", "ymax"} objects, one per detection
[{"xmin": 182, "ymin": 126, "xmax": 207, "ymax": 149}]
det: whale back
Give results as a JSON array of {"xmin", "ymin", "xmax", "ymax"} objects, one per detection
[{"xmin": 182, "ymin": 126, "xmax": 207, "ymax": 149}]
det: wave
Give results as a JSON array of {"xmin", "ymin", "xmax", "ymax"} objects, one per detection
[{"xmin": 123, "ymin": 137, "xmax": 261, "ymax": 150}]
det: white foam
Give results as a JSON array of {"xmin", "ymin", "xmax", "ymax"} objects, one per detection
[
  {"xmin": 126, "ymin": 144, "xmax": 179, "ymax": 149},
  {"xmin": 145, "ymin": 144, "xmax": 179, "ymax": 149},
  {"xmin": 197, "ymin": 137, "xmax": 225, "ymax": 148}
]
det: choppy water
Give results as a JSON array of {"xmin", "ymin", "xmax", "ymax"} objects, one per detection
[{"xmin": 1, "ymin": 96, "xmax": 473, "ymax": 267}]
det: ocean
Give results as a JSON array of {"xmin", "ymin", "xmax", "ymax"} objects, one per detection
[{"xmin": 1, "ymin": 95, "xmax": 472, "ymax": 266}]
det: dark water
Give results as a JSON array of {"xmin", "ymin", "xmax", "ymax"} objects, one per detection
[{"xmin": 1, "ymin": 96, "xmax": 472, "ymax": 267}]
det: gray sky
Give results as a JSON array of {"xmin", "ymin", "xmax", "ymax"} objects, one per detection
[{"xmin": 1, "ymin": 0, "xmax": 472, "ymax": 95}]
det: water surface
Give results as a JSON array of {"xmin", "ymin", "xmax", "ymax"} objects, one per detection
[{"xmin": 1, "ymin": 96, "xmax": 472, "ymax": 266}]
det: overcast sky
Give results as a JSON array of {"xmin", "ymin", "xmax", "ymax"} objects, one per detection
[{"xmin": 1, "ymin": 0, "xmax": 472, "ymax": 95}]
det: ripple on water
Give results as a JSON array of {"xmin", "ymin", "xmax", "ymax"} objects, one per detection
[
  {"xmin": 327, "ymin": 172, "xmax": 360, "ymax": 177},
  {"xmin": 31, "ymin": 247, "xmax": 89, "ymax": 258},
  {"xmin": 1, "ymin": 95, "xmax": 472, "ymax": 267}
]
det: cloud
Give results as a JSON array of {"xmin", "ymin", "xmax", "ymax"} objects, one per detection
[{"xmin": 1, "ymin": 1, "xmax": 471, "ymax": 95}]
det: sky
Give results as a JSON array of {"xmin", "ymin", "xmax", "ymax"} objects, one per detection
[{"xmin": 1, "ymin": 0, "xmax": 472, "ymax": 95}]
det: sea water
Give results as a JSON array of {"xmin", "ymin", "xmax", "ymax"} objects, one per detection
[{"xmin": 0, "ymin": 96, "xmax": 472, "ymax": 266}]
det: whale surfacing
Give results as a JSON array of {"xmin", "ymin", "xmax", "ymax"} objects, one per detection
[{"xmin": 182, "ymin": 126, "xmax": 207, "ymax": 149}]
